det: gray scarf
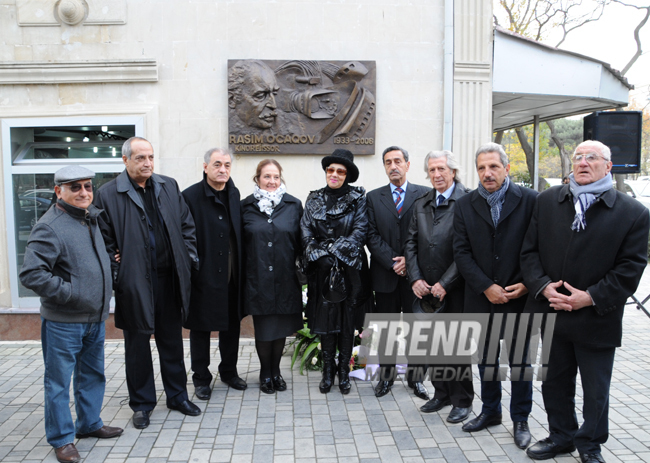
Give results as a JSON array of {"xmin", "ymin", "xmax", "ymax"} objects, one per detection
[
  {"xmin": 478, "ymin": 176, "xmax": 510, "ymax": 227},
  {"xmin": 568, "ymin": 172, "xmax": 612, "ymax": 232}
]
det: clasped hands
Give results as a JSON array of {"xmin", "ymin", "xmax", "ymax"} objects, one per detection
[
  {"xmin": 542, "ymin": 280, "xmax": 592, "ymax": 311},
  {"xmin": 484, "ymin": 282, "xmax": 528, "ymax": 304},
  {"xmin": 412, "ymin": 280, "xmax": 447, "ymax": 301}
]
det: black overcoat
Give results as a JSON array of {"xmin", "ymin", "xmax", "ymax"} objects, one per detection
[
  {"xmin": 182, "ymin": 176, "xmax": 243, "ymax": 331},
  {"xmin": 241, "ymin": 193, "xmax": 304, "ymax": 316},
  {"xmin": 366, "ymin": 182, "xmax": 430, "ymax": 293},
  {"xmin": 521, "ymin": 185, "xmax": 649, "ymax": 347},
  {"xmin": 94, "ymin": 171, "xmax": 199, "ymax": 334},
  {"xmin": 453, "ymin": 182, "xmax": 538, "ymax": 314},
  {"xmin": 404, "ymin": 183, "xmax": 469, "ymax": 313}
]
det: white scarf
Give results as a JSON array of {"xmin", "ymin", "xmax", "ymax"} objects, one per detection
[{"xmin": 254, "ymin": 183, "xmax": 286, "ymax": 216}]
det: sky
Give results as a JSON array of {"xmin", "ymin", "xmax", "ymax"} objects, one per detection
[
  {"xmin": 494, "ymin": 0, "xmax": 650, "ymax": 107},
  {"xmin": 548, "ymin": 0, "xmax": 650, "ymax": 106}
]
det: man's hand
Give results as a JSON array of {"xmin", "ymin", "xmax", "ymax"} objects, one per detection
[
  {"xmin": 392, "ymin": 256, "xmax": 406, "ymax": 276},
  {"xmin": 412, "ymin": 279, "xmax": 432, "ymax": 299},
  {"xmin": 504, "ymin": 282, "xmax": 528, "ymax": 300},
  {"xmin": 544, "ymin": 281, "xmax": 592, "ymax": 311},
  {"xmin": 430, "ymin": 282, "xmax": 447, "ymax": 302},
  {"xmin": 484, "ymin": 284, "xmax": 508, "ymax": 304}
]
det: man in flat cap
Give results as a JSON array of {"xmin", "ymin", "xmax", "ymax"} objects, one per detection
[
  {"xmin": 94, "ymin": 137, "xmax": 200, "ymax": 430},
  {"xmin": 20, "ymin": 166, "xmax": 123, "ymax": 463}
]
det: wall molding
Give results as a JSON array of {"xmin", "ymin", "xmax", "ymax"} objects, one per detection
[
  {"xmin": 17, "ymin": 0, "xmax": 126, "ymax": 26},
  {"xmin": 0, "ymin": 60, "xmax": 158, "ymax": 85}
]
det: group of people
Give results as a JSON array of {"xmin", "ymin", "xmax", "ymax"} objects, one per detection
[{"xmin": 19, "ymin": 136, "xmax": 648, "ymax": 463}]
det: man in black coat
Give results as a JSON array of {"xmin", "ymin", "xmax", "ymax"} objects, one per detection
[
  {"xmin": 95, "ymin": 137, "xmax": 201, "ymax": 430},
  {"xmin": 366, "ymin": 145, "xmax": 430, "ymax": 399},
  {"xmin": 182, "ymin": 148, "xmax": 246, "ymax": 400},
  {"xmin": 522, "ymin": 140, "xmax": 649, "ymax": 463},
  {"xmin": 404, "ymin": 150, "xmax": 474, "ymax": 423},
  {"xmin": 453, "ymin": 142, "xmax": 537, "ymax": 449}
]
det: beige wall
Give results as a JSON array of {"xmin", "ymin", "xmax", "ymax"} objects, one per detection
[{"xmin": 0, "ymin": 0, "xmax": 492, "ymax": 309}]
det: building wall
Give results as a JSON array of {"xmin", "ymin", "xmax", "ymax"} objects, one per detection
[{"xmin": 0, "ymin": 0, "xmax": 491, "ymax": 313}]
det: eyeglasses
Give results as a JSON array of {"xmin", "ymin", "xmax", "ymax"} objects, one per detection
[
  {"xmin": 326, "ymin": 167, "xmax": 347, "ymax": 176},
  {"xmin": 63, "ymin": 182, "xmax": 93, "ymax": 193},
  {"xmin": 572, "ymin": 153, "xmax": 607, "ymax": 164}
]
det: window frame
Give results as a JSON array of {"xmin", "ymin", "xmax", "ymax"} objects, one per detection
[{"xmin": 2, "ymin": 116, "xmax": 144, "ymax": 309}]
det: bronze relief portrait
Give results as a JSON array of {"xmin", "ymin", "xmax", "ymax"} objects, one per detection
[{"xmin": 228, "ymin": 59, "xmax": 376, "ymax": 155}]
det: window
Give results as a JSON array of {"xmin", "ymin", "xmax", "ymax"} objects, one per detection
[{"xmin": 2, "ymin": 116, "xmax": 143, "ymax": 308}]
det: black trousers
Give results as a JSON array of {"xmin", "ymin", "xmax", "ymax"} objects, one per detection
[
  {"xmin": 542, "ymin": 333, "xmax": 616, "ymax": 454},
  {"xmin": 374, "ymin": 279, "xmax": 424, "ymax": 382},
  {"xmin": 190, "ymin": 278, "xmax": 241, "ymax": 386},
  {"xmin": 123, "ymin": 272, "xmax": 188, "ymax": 412},
  {"xmin": 431, "ymin": 365, "xmax": 474, "ymax": 408},
  {"xmin": 478, "ymin": 315, "xmax": 532, "ymax": 422}
]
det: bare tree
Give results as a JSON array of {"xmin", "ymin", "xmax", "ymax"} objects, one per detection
[
  {"xmin": 611, "ymin": 0, "xmax": 650, "ymax": 76},
  {"xmin": 546, "ymin": 120, "xmax": 572, "ymax": 177},
  {"xmin": 495, "ymin": 0, "xmax": 610, "ymax": 47},
  {"xmin": 514, "ymin": 127, "xmax": 548, "ymax": 189}
]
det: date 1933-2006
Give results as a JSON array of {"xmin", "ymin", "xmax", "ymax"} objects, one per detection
[{"xmin": 333, "ymin": 137, "xmax": 374, "ymax": 145}]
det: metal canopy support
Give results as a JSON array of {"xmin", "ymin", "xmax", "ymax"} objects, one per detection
[{"xmin": 533, "ymin": 115, "xmax": 540, "ymax": 191}]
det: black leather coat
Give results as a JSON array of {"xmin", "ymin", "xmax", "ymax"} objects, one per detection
[
  {"xmin": 404, "ymin": 183, "xmax": 468, "ymax": 313},
  {"xmin": 300, "ymin": 186, "xmax": 372, "ymax": 333}
]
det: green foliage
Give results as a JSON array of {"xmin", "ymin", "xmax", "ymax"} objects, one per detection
[{"xmin": 289, "ymin": 323, "xmax": 322, "ymax": 375}]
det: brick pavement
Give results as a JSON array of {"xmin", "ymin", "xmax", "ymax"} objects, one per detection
[{"xmin": 2, "ymin": 271, "xmax": 650, "ymax": 463}]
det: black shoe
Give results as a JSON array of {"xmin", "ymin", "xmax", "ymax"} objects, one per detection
[
  {"xmin": 76, "ymin": 425, "xmax": 124, "ymax": 439},
  {"xmin": 167, "ymin": 399, "xmax": 201, "ymax": 416},
  {"xmin": 447, "ymin": 406, "xmax": 471, "ymax": 423},
  {"xmin": 420, "ymin": 398, "xmax": 451, "ymax": 413},
  {"xmin": 221, "ymin": 376, "xmax": 247, "ymax": 390},
  {"xmin": 194, "ymin": 385, "xmax": 212, "ymax": 400},
  {"xmin": 514, "ymin": 421, "xmax": 531, "ymax": 449},
  {"xmin": 462, "ymin": 412, "xmax": 502, "ymax": 432},
  {"xmin": 526, "ymin": 437, "xmax": 576, "ymax": 460},
  {"xmin": 260, "ymin": 377, "xmax": 275, "ymax": 394},
  {"xmin": 408, "ymin": 381, "xmax": 430, "ymax": 400},
  {"xmin": 580, "ymin": 453, "xmax": 605, "ymax": 463},
  {"xmin": 374, "ymin": 380, "xmax": 393, "ymax": 397},
  {"xmin": 272, "ymin": 375, "xmax": 287, "ymax": 391},
  {"xmin": 132, "ymin": 410, "xmax": 150, "ymax": 429}
]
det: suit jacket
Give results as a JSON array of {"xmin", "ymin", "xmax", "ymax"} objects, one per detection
[
  {"xmin": 366, "ymin": 182, "xmax": 430, "ymax": 293},
  {"xmin": 521, "ymin": 185, "xmax": 649, "ymax": 347},
  {"xmin": 182, "ymin": 175, "xmax": 243, "ymax": 331},
  {"xmin": 453, "ymin": 181, "xmax": 538, "ymax": 314}
]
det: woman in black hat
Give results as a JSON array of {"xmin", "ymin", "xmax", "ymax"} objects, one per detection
[{"xmin": 300, "ymin": 149, "xmax": 373, "ymax": 394}]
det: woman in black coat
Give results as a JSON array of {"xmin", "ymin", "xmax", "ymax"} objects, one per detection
[
  {"xmin": 242, "ymin": 159, "xmax": 304, "ymax": 394},
  {"xmin": 300, "ymin": 149, "xmax": 372, "ymax": 395}
]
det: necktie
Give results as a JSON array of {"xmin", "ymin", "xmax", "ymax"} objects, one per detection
[
  {"xmin": 437, "ymin": 194, "xmax": 445, "ymax": 206},
  {"xmin": 394, "ymin": 187, "xmax": 404, "ymax": 215}
]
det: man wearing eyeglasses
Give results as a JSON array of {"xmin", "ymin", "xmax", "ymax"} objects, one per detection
[
  {"xmin": 95, "ymin": 137, "xmax": 201, "ymax": 430},
  {"xmin": 522, "ymin": 140, "xmax": 649, "ymax": 463},
  {"xmin": 20, "ymin": 166, "xmax": 123, "ymax": 463}
]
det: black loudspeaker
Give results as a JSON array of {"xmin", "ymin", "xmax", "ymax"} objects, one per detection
[{"xmin": 583, "ymin": 111, "xmax": 642, "ymax": 174}]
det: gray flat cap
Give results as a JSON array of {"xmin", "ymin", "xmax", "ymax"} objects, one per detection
[{"xmin": 54, "ymin": 166, "xmax": 96, "ymax": 185}]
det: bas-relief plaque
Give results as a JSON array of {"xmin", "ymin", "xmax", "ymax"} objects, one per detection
[{"xmin": 228, "ymin": 60, "xmax": 376, "ymax": 156}]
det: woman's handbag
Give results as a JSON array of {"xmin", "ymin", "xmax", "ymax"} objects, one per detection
[{"xmin": 322, "ymin": 258, "xmax": 347, "ymax": 303}]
